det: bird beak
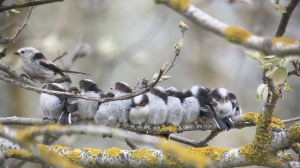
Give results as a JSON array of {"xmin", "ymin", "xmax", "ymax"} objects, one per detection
[
  {"xmin": 14, "ymin": 52, "xmax": 20, "ymax": 55},
  {"xmin": 77, "ymin": 85, "xmax": 80, "ymax": 90},
  {"xmin": 110, "ymin": 86, "xmax": 116, "ymax": 90}
]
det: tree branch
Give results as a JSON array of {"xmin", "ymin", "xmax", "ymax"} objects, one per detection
[
  {"xmin": 155, "ymin": 0, "xmax": 300, "ymax": 56},
  {"xmin": 275, "ymin": 0, "xmax": 300, "ymax": 37},
  {"xmin": 0, "ymin": 6, "xmax": 32, "ymax": 44},
  {"xmin": 0, "ymin": 0, "xmax": 64, "ymax": 13},
  {"xmin": 0, "ymin": 116, "xmax": 251, "ymax": 135},
  {"xmin": 52, "ymin": 51, "xmax": 68, "ymax": 63},
  {"xmin": 282, "ymin": 116, "xmax": 300, "ymax": 123},
  {"xmin": 0, "ymin": 62, "xmax": 164, "ymax": 103}
]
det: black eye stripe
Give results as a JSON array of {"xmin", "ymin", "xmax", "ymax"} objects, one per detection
[{"xmin": 21, "ymin": 51, "xmax": 25, "ymax": 54}]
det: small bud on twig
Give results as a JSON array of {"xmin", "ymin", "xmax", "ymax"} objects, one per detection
[
  {"xmin": 161, "ymin": 61, "xmax": 169, "ymax": 71},
  {"xmin": 174, "ymin": 39, "xmax": 183, "ymax": 55},
  {"xmin": 179, "ymin": 21, "xmax": 188, "ymax": 33}
]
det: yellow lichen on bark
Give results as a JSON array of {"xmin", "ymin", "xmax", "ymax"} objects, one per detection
[
  {"xmin": 186, "ymin": 146, "xmax": 228, "ymax": 161},
  {"xmin": 239, "ymin": 105, "xmax": 283, "ymax": 167},
  {"xmin": 104, "ymin": 147, "xmax": 122, "ymax": 158},
  {"xmin": 241, "ymin": 112, "xmax": 260, "ymax": 124},
  {"xmin": 157, "ymin": 125, "xmax": 178, "ymax": 133},
  {"xmin": 6, "ymin": 149, "xmax": 34, "ymax": 159},
  {"xmin": 271, "ymin": 37, "xmax": 300, "ymax": 47},
  {"xmin": 38, "ymin": 144, "xmax": 81, "ymax": 168},
  {"xmin": 50, "ymin": 145, "xmax": 70, "ymax": 150},
  {"xmin": 288, "ymin": 123, "xmax": 300, "ymax": 142},
  {"xmin": 223, "ymin": 26, "xmax": 253, "ymax": 44},
  {"xmin": 155, "ymin": 0, "xmax": 191, "ymax": 12},
  {"xmin": 158, "ymin": 140, "xmax": 211, "ymax": 168},
  {"xmin": 82, "ymin": 147, "xmax": 101, "ymax": 157},
  {"xmin": 129, "ymin": 149, "xmax": 159, "ymax": 166},
  {"xmin": 163, "ymin": 153, "xmax": 183, "ymax": 168},
  {"xmin": 61, "ymin": 149, "xmax": 82, "ymax": 164},
  {"xmin": 270, "ymin": 117, "xmax": 285, "ymax": 128}
]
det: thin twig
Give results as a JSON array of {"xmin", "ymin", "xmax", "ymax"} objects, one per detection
[
  {"xmin": 52, "ymin": 51, "xmax": 68, "ymax": 63},
  {"xmin": 0, "ymin": 65, "xmax": 164, "ymax": 103},
  {"xmin": 162, "ymin": 54, "xmax": 178, "ymax": 75},
  {"xmin": 0, "ymin": 0, "xmax": 63, "ymax": 12},
  {"xmin": 170, "ymin": 129, "xmax": 223, "ymax": 147},
  {"xmin": 125, "ymin": 138, "xmax": 139, "ymax": 150},
  {"xmin": 282, "ymin": 116, "xmax": 300, "ymax": 123},
  {"xmin": 0, "ymin": 6, "xmax": 33, "ymax": 44},
  {"xmin": 275, "ymin": 0, "xmax": 300, "ymax": 37}
]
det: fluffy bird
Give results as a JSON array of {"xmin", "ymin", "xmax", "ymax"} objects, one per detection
[
  {"xmin": 111, "ymin": 82, "xmax": 133, "ymax": 124},
  {"xmin": 129, "ymin": 94, "xmax": 150, "ymax": 125},
  {"xmin": 190, "ymin": 85, "xmax": 228, "ymax": 130},
  {"xmin": 94, "ymin": 82, "xmax": 132, "ymax": 138},
  {"xmin": 146, "ymin": 86, "xmax": 168, "ymax": 125},
  {"xmin": 58, "ymin": 87, "xmax": 80, "ymax": 125},
  {"xmin": 14, "ymin": 47, "xmax": 90, "ymax": 82},
  {"xmin": 179, "ymin": 89, "xmax": 201, "ymax": 125},
  {"xmin": 161, "ymin": 87, "xmax": 184, "ymax": 126},
  {"xmin": 94, "ymin": 82, "xmax": 132, "ymax": 126},
  {"xmin": 77, "ymin": 79, "xmax": 103, "ymax": 120},
  {"xmin": 210, "ymin": 88, "xmax": 242, "ymax": 129},
  {"xmin": 40, "ymin": 83, "xmax": 66, "ymax": 120}
]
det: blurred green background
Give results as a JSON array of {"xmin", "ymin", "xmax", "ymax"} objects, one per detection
[{"xmin": 1, "ymin": 0, "xmax": 299, "ymax": 167}]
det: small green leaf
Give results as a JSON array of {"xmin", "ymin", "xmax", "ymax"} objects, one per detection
[
  {"xmin": 256, "ymin": 84, "xmax": 268, "ymax": 100},
  {"xmin": 245, "ymin": 51, "xmax": 260, "ymax": 61},
  {"xmin": 283, "ymin": 82, "xmax": 294, "ymax": 92},
  {"xmin": 265, "ymin": 67, "xmax": 278, "ymax": 77},
  {"xmin": 280, "ymin": 58, "xmax": 290, "ymax": 67},
  {"xmin": 256, "ymin": 65, "xmax": 265, "ymax": 69},
  {"xmin": 264, "ymin": 55, "xmax": 276, "ymax": 59},
  {"xmin": 265, "ymin": 63, "xmax": 273, "ymax": 68},
  {"xmin": 278, "ymin": 4, "xmax": 287, "ymax": 13},
  {"xmin": 273, "ymin": 67, "xmax": 288, "ymax": 86}
]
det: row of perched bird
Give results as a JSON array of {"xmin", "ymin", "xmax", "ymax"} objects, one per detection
[
  {"xmin": 40, "ymin": 79, "xmax": 242, "ymax": 131},
  {"xmin": 13, "ymin": 47, "xmax": 242, "ymax": 131}
]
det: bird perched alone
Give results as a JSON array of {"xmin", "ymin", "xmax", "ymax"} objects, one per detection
[
  {"xmin": 58, "ymin": 87, "xmax": 80, "ymax": 125},
  {"xmin": 77, "ymin": 79, "xmax": 103, "ymax": 120},
  {"xmin": 39, "ymin": 83, "xmax": 66, "ymax": 120},
  {"xmin": 210, "ymin": 88, "xmax": 242, "ymax": 130},
  {"xmin": 190, "ymin": 85, "xmax": 229, "ymax": 130},
  {"xmin": 14, "ymin": 47, "xmax": 90, "ymax": 82}
]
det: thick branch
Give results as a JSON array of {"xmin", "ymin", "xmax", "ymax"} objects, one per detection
[
  {"xmin": 155, "ymin": 0, "xmax": 300, "ymax": 56},
  {"xmin": 0, "ymin": 116, "xmax": 251, "ymax": 135},
  {"xmin": 0, "ymin": 63, "xmax": 40, "ymax": 87},
  {"xmin": 0, "ymin": 0, "xmax": 64, "ymax": 12},
  {"xmin": 275, "ymin": 0, "xmax": 300, "ymax": 37},
  {"xmin": 2, "ymin": 134, "xmax": 300, "ymax": 168}
]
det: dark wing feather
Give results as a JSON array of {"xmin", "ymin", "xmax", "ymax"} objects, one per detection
[{"xmin": 39, "ymin": 59, "xmax": 65, "ymax": 77}]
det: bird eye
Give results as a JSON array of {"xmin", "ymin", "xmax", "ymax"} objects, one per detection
[
  {"xmin": 21, "ymin": 51, "xmax": 25, "ymax": 54},
  {"xmin": 140, "ymin": 102, "xmax": 144, "ymax": 106},
  {"xmin": 218, "ymin": 96, "xmax": 221, "ymax": 99},
  {"xmin": 79, "ymin": 82, "xmax": 83, "ymax": 86}
]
